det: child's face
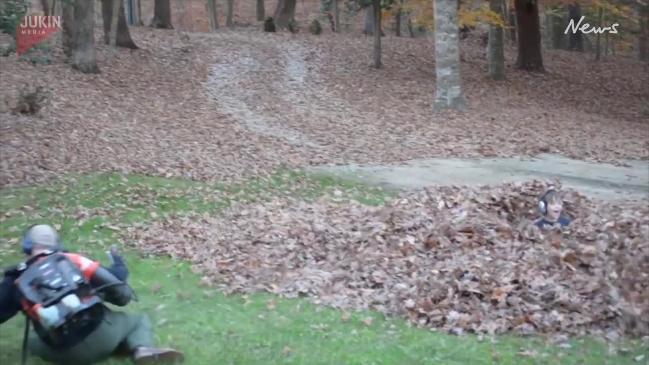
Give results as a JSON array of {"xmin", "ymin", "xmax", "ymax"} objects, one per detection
[{"xmin": 546, "ymin": 199, "xmax": 563, "ymax": 221}]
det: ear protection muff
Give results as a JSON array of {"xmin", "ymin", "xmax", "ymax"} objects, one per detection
[
  {"xmin": 538, "ymin": 189, "xmax": 556, "ymax": 216},
  {"xmin": 21, "ymin": 224, "xmax": 38, "ymax": 255}
]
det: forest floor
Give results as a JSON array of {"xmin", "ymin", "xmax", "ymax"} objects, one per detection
[
  {"xmin": 1, "ymin": 24, "xmax": 649, "ymax": 364},
  {"xmin": 1, "ymin": 26, "xmax": 648, "ymax": 188}
]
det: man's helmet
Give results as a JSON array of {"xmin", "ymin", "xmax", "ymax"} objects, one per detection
[{"xmin": 22, "ymin": 224, "xmax": 62, "ymax": 255}]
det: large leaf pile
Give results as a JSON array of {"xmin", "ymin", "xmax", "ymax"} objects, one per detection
[{"xmin": 126, "ymin": 181, "xmax": 649, "ymax": 337}]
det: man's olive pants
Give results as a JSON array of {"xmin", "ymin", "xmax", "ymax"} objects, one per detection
[{"xmin": 28, "ymin": 310, "xmax": 153, "ymax": 365}]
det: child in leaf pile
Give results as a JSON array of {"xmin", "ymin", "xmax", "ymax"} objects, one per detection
[{"xmin": 534, "ymin": 189, "xmax": 571, "ymax": 230}]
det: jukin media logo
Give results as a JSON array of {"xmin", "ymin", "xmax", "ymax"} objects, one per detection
[{"xmin": 16, "ymin": 16, "xmax": 62, "ymax": 56}]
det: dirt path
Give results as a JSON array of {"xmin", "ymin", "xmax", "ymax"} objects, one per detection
[
  {"xmin": 309, "ymin": 154, "xmax": 649, "ymax": 201},
  {"xmin": 205, "ymin": 32, "xmax": 326, "ymax": 150},
  {"xmin": 204, "ymin": 32, "xmax": 648, "ymax": 201}
]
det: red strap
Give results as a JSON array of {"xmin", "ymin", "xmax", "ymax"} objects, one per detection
[
  {"xmin": 63, "ymin": 253, "xmax": 100, "ymax": 281},
  {"xmin": 20, "ymin": 298, "xmax": 41, "ymax": 320}
]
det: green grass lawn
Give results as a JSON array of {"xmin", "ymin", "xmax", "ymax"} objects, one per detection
[{"xmin": 0, "ymin": 172, "xmax": 646, "ymax": 365}]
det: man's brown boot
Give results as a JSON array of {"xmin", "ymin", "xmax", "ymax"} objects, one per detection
[{"xmin": 133, "ymin": 347, "xmax": 184, "ymax": 364}]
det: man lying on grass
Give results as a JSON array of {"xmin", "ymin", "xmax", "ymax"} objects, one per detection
[{"xmin": 0, "ymin": 224, "xmax": 184, "ymax": 364}]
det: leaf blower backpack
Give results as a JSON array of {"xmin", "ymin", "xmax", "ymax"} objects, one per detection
[{"xmin": 15, "ymin": 251, "xmax": 105, "ymax": 350}]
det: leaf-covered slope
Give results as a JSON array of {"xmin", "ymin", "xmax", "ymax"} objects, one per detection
[{"xmin": 127, "ymin": 180, "xmax": 649, "ymax": 338}]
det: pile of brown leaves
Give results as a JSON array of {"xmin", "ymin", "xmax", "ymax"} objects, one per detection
[{"xmin": 126, "ymin": 180, "xmax": 649, "ymax": 337}]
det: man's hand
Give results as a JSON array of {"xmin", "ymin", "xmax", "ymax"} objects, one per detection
[
  {"xmin": 1, "ymin": 266, "xmax": 22, "ymax": 323},
  {"xmin": 107, "ymin": 245, "xmax": 126, "ymax": 265},
  {"xmin": 106, "ymin": 245, "xmax": 129, "ymax": 282}
]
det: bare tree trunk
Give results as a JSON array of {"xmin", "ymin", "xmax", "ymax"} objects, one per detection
[
  {"xmin": 502, "ymin": 0, "xmax": 510, "ymax": 42},
  {"xmin": 102, "ymin": 0, "xmax": 138, "ymax": 48},
  {"xmin": 514, "ymin": 0, "xmax": 544, "ymax": 71},
  {"xmin": 41, "ymin": 0, "xmax": 51, "ymax": 15},
  {"xmin": 54, "ymin": 0, "xmax": 62, "ymax": 17},
  {"xmin": 550, "ymin": 9, "xmax": 566, "ymax": 49},
  {"xmin": 363, "ymin": 5, "xmax": 384, "ymax": 36},
  {"xmin": 42, "ymin": 1, "xmax": 62, "ymax": 19},
  {"xmin": 274, "ymin": 0, "xmax": 296, "ymax": 29},
  {"xmin": 207, "ymin": 0, "xmax": 219, "ymax": 30},
  {"xmin": 63, "ymin": 0, "xmax": 99, "ymax": 73},
  {"xmin": 333, "ymin": 0, "xmax": 339, "ymax": 33},
  {"xmin": 567, "ymin": 3, "xmax": 583, "ymax": 51},
  {"xmin": 257, "ymin": 0, "xmax": 265, "ymax": 21},
  {"xmin": 226, "ymin": 0, "xmax": 235, "ymax": 28},
  {"xmin": 372, "ymin": 0, "xmax": 381, "ymax": 68},
  {"xmin": 45, "ymin": 0, "xmax": 63, "ymax": 48},
  {"xmin": 135, "ymin": 0, "xmax": 142, "ymax": 25},
  {"xmin": 152, "ymin": 0, "xmax": 172, "ymax": 28},
  {"xmin": 595, "ymin": 7, "xmax": 603, "ymax": 61},
  {"xmin": 394, "ymin": 7, "xmax": 401, "ymax": 36},
  {"xmin": 407, "ymin": 16, "xmax": 415, "ymax": 37},
  {"xmin": 363, "ymin": 7, "xmax": 373, "ymax": 35},
  {"xmin": 125, "ymin": 0, "xmax": 142, "ymax": 25},
  {"xmin": 62, "ymin": 1, "xmax": 73, "ymax": 57},
  {"xmin": 488, "ymin": 0, "xmax": 505, "ymax": 80},
  {"xmin": 110, "ymin": 0, "xmax": 120, "ymax": 46},
  {"xmin": 542, "ymin": 9, "xmax": 550, "ymax": 49},
  {"xmin": 639, "ymin": 4, "xmax": 649, "ymax": 61},
  {"xmin": 433, "ymin": 0, "xmax": 466, "ymax": 110},
  {"xmin": 508, "ymin": 5, "xmax": 517, "ymax": 44}
]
